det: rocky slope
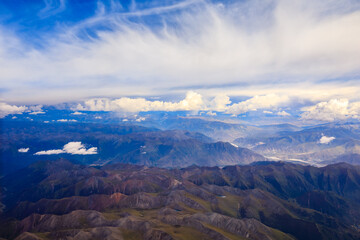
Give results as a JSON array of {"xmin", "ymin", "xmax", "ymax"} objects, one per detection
[{"xmin": 1, "ymin": 160, "xmax": 360, "ymax": 239}]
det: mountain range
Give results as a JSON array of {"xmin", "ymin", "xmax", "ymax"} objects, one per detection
[
  {"xmin": 1, "ymin": 160, "xmax": 360, "ymax": 239},
  {"xmin": 0, "ymin": 120, "xmax": 264, "ymax": 175}
]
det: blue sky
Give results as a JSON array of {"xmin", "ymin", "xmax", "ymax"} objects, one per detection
[{"xmin": 0, "ymin": 0, "xmax": 360, "ymax": 122}]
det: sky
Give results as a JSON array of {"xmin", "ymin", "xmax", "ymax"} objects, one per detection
[{"xmin": 0, "ymin": 0, "xmax": 360, "ymax": 122}]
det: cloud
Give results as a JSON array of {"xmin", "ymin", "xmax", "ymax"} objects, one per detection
[
  {"xmin": 319, "ymin": 135, "xmax": 336, "ymax": 144},
  {"xmin": 0, "ymin": 102, "xmax": 27, "ymax": 118},
  {"xmin": 263, "ymin": 110, "xmax": 273, "ymax": 114},
  {"xmin": 29, "ymin": 111, "xmax": 45, "ymax": 115},
  {"xmin": 34, "ymin": 149, "xmax": 65, "ymax": 155},
  {"xmin": 18, "ymin": 148, "xmax": 29, "ymax": 153},
  {"xmin": 24, "ymin": 105, "xmax": 45, "ymax": 115},
  {"xmin": 206, "ymin": 111, "xmax": 217, "ymax": 116},
  {"xmin": 34, "ymin": 141, "xmax": 97, "ymax": 155},
  {"xmin": 74, "ymin": 91, "xmax": 293, "ymax": 116},
  {"xmin": 1, "ymin": 0, "xmax": 360, "ymax": 104},
  {"xmin": 301, "ymin": 99, "xmax": 360, "ymax": 121},
  {"xmin": 226, "ymin": 94, "xmax": 290, "ymax": 115},
  {"xmin": 135, "ymin": 117, "xmax": 146, "ymax": 122},
  {"xmin": 57, "ymin": 119, "xmax": 77, "ymax": 122},
  {"xmin": 276, "ymin": 110, "xmax": 291, "ymax": 116},
  {"xmin": 208, "ymin": 94, "xmax": 231, "ymax": 112},
  {"xmin": 62, "ymin": 142, "xmax": 97, "ymax": 155},
  {"xmin": 38, "ymin": 0, "xmax": 66, "ymax": 18},
  {"xmin": 71, "ymin": 111, "xmax": 84, "ymax": 115},
  {"xmin": 76, "ymin": 91, "xmax": 204, "ymax": 112}
]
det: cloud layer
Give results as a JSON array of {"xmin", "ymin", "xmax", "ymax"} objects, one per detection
[
  {"xmin": 76, "ymin": 91, "xmax": 204, "ymax": 112},
  {"xmin": 75, "ymin": 91, "xmax": 293, "ymax": 115},
  {"xmin": 0, "ymin": 0, "xmax": 360, "ymax": 104},
  {"xmin": 34, "ymin": 142, "xmax": 97, "ymax": 155}
]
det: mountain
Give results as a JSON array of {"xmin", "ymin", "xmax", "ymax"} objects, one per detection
[
  {"xmin": 234, "ymin": 124, "xmax": 360, "ymax": 164},
  {"xmin": 137, "ymin": 116, "xmax": 263, "ymax": 142},
  {"xmin": 0, "ymin": 120, "xmax": 264, "ymax": 175},
  {"xmin": 1, "ymin": 160, "xmax": 360, "ymax": 239},
  {"xmin": 321, "ymin": 153, "xmax": 360, "ymax": 165}
]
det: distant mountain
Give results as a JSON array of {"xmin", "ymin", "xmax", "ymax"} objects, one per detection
[
  {"xmin": 138, "ymin": 116, "xmax": 264, "ymax": 141},
  {"xmin": 234, "ymin": 124, "xmax": 360, "ymax": 164},
  {"xmin": 1, "ymin": 160, "xmax": 360, "ymax": 239},
  {"xmin": 0, "ymin": 120, "xmax": 264, "ymax": 174},
  {"xmin": 321, "ymin": 153, "xmax": 360, "ymax": 165}
]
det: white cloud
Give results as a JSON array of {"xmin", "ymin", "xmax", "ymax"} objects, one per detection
[
  {"xmin": 57, "ymin": 119, "xmax": 77, "ymax": 122},
  {"xmin": 71, "ymin": 111, "xmax": 84, "ymax": 115},
  {"xmin": 263, "ymin": 110, "xmax": 273, "ymax": 114},
  {"xmin": 18, "ymin": 148, "xmax": 29, "ymax": 153},
  {"xmin": 74, "ymin": 92, "xmax": 293, "ymax": 116},
  {"xmin": 206, "ymin": 111, "xmax": 217, "ymax": 116},
  {"xmin": 208, "ymin": 94, "xmax": 231, "ymax": 112},
  {"xmin": 135, "ymin": 117, "xmax": 146, "ymax": 122},
  {"xmin": 0, "ymin": 102, "xmax": 27, "ymax": 118},
  {"xmin": 277, "ymin": 110, "xmax": 291, "ymax": 116},
  {"xmin": 29, "ymin": 111, "xmax": 45, "ymax": 115},
  {"xmin": 226, "ymin": 94, "xmax": 290, "ymax": 115},
  {"xmin": 301, "ymin": 99, "xmax": 360, "ymax": 121},
  {"xmin": 76, "ymin": 91, "xmax": 204, "ymax": 112},
  {"xmin": 1, "ymin": 0, "xmax": 360, "ymax": 103},
  {"xmin": 34, "ymin": 149, "xmax": 65, "ymax": 155},
  {"xmin": 28, "ymin": 105, "xmax": 43, "ymax": 112},
  {"xmin": 63, "ymin": 142, "xmax": 97, "ymax": 155},
  {"xmin": 319, "ymin": 135, "xmax": 336, "ymax": 144},
  {"xmin": 34, "ymin": 141, "xmax": 97, "ymax": 155}
]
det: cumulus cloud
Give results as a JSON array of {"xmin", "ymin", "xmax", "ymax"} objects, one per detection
[
  {"xmin": 277, "ymin": 111, "xmax": 291, "ymax": 116},
  {"xmin": 74, "ymin": 92, "xmax": 292, "ymax": 115},
  {"xmin": 71, "ymin": 111, "xmax": 84, "ymax": 115},
  {"xmin": 0, "ymin": 102, "xmax": 27, "ymax": 118},
  {"xmin": 208, "ymin": 95, "xmax": 231, "ymax": 112},
  {"xmin": 34, "ymin": 141, "xmax": 97, "ymax": 155},
  {"xmin": 62, "ymin": 142, "xmax": 97, "ymax": 155},
  {"xmin": 76, "ymin": 91, "xmax": 205, "ymax": 112},
  {"xmin": 301, "ymin": 99, "xmax": 360, "ymax": 121},
  {"xmin": 319, "ymin": 135, "xmax": 336, "ymax": 144},
  {"xmin": 18, "ymin": 148, "xmax": 29, "ymax": 153},
  {"xmin": 206, "ymin": 111, "xmax": 217, "ymax": 116},
  {"xmin": 226, "ymin": 94, "xmax": 290, "ymax": 115},
  {"xmin": 57, "ymin": 119, "xmax": 77, "ymax": 122},
  {"xmin": 1, "ymin": 0, "xmax": 360, "ymax": 103},
  {"xmin": 27, "ymin": 105, "xmax": 44, "ymax": 114}
]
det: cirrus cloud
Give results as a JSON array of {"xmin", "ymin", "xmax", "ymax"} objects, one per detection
[{"xmin": 0, "ymin": 0, "xmax": 360, "ymax": 104}]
